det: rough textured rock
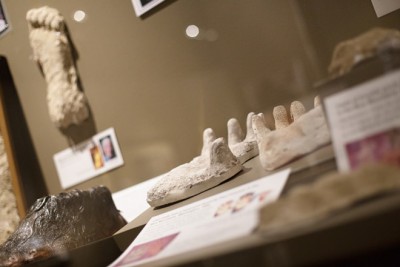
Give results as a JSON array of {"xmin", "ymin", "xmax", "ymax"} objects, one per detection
[
  {"xmin": 26, "ymin": 6, "xmax": 89, "ymax": 128},
  {"xmin": 258, "ymin": 164, "xmax": 400, "ymax": 234},
  {"xmin": 147, "ymin": 129, "xmax": 242, "ymax": 207},
  {"xmin": 253, "ymin": 99, "xmax": 330, "ymax": 171},
  {"xmin": 0, "ymin": 134, "xmax": 20, "ymax": 245},
  {"xmin": 0, "ymin": 186, "xmax": 126, "ymax": 266},
  {"xmin": 227, "ymin": 112, "xmax": 259, "ymax": 164},
  {"xmin": 328, "ymin": 27, "xmax": 400, "ymax": 77}
]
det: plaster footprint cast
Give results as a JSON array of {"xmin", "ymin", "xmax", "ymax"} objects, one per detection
[
  {"xmin": 147, "ymin": 129, "xmax": 242, "ymax": 207},
  {"xmin": 227, "ymin": 112, "xmax": 260, "ymax": 164},
  {"xmin": 252, "ymin": 98, "xmax": 331, "ymax": 171},
  {"xmin": 26, "ymin": 6, "xmax": 89, "ymax": 128}
]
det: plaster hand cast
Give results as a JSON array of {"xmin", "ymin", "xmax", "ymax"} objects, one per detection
[
  {"xmin": 257, "ymin": 164, "xmax": 400, "ymax": 234},
  {"xmin": 329, "ymin": 27, "xmax": 400, "ymax": 77},
  {"xmin": 252, "ymin": 98, "xmax": 330, "ymax": 171},
  {"xmin": 147, "ymin": 128, "xmax": 242, "ymax": 207},
  {"xmin": 227, "ymin": 112, "xmax": 260, "ymax": 164},
  {"xmin": 26, "ymin": 6, "xmax": 89, "ymax": 128}
]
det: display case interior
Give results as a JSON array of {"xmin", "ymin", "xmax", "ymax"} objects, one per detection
[
  {"xmin": 0, "ymin": 0, "xmax": 396, "ymax": 196},
  {"xmin": 0, "ymin": 0, "xmax": 399, "ymax": 266}
]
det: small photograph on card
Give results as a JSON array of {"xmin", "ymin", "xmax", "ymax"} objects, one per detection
[
  {"xmin": 232, "ymin": 192, "xmax": 256, "ymax": 214},
  {"xmin": 213, "ymin": 200, "xmax": 234, "ymax": 218},
  {"xmin": 99, "ymin": 135, "xmax": 117, "ymax": 162},
  {"xmin": 54, "ymin": 127, "xmax": 124, "ymax": 189},
  {"xmin": 90, "ymin": 145, "xmax": 104, "ymax": 169},
  {"xmin": 212, "ymin": 189, "xmax": 273, "ymax": 218},
  {"xmin": 345, "ymin": 127, "xmax": 400, "ymax": 169},
  {"xmin": 115, "ymin": 233, "xmax": 179, "ymax": 266}
]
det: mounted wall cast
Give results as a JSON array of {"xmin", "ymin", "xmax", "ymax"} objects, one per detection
[{"xmin": 26, "ymin": 6, "xmax": 89, "ymax": 129}]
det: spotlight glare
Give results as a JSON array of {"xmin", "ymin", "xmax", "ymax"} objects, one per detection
[
  {"xmin": 185, "ymin": 25, "xmax": 200, "ymax": 38},
  {"xmin": 73, "ymin": 10, "xmax": 86, "ymax": 22}
]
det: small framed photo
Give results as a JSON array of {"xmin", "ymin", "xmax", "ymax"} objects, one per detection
[
  {"xmin": 131, "ymin": 0, "xmax": 167, "ymax": 17},
  {"xmin": 99, "ymin": 135, "xmax": 117, "ymax": 162}
]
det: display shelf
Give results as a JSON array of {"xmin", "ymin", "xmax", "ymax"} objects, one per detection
[
  {"xmin": 34, "ymin": 145, "xmax": 332, "ymax": 267},
  {"xmin": 110, "ymin": 142, "xmax": 400, "ymax": 267},
  {"xmin": 115, "ymin": 145, "xmax": 336, "ymax": 237},
  {"xmin": 33, "ymin": 144, "xmax": 400, "ymax": 266}
]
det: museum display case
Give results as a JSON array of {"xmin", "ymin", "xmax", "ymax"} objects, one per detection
[{"xmin": 0, "ymin": 0, "xmax": 399, "ymax": 266}]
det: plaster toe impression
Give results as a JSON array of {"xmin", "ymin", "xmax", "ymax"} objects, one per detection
[
  {"xmin": 252, "ymin": 99, "xmax": 331, "ymax": 171},
  {"xmin": 147, "ymin": 129, "xmax": 242, "ymax": 207},
  {"xmin": 26, "ymin": 6, "xmax": 89, "ymax": 128},
  {"xmin": 227, "ymin": 112, "xmax": 260, "ymax": 164}
]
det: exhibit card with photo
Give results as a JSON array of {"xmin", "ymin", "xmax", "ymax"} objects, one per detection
[
  {"xmin": 0, "ymin": 0, "xmax": 9, "ymax": 36},
  {"xmin": 54, "ymin": 127, "xmax": 124, "ymax": 189},
  {"xmin": 109, "ymin": 169, "xmax": 290, "ymax": 267},
  {"xmin": 324, "ymin": 69, "xmax": 400, "ymax": 171},
  {"xmin": 131, "ymin": 0, "xmax": 167, "ymax": 17}
]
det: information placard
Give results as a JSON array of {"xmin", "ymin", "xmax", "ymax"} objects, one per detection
[
  {"xmin": 371, "ymin": 0, "xmax": 400, "ymax": 17},
  {"xmin": 324, "ymin": 69, "xmax": 400, "ymax": 171},
  {"xmin": 54, "ymin": 127, "xmax": 124, "ymax": 188},
  {"xmin": 131, "ymin": 0, "xmax": 167, "ymax": 17},
  {"xmin": 109, "ymin": 169, "xmax": 290, "ymax": 267}
]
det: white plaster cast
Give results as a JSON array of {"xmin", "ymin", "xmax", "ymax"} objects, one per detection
[
  {"xmin": 201, "ymin": 128, "xmax": 217, "ymax": 157},
  {"xmin": 26, "ymin": 6, "xmax": 89, "ymax": 128},
  {"xmin": 328, "ymin": 27, "xmax": 400, "ymax": 77},
  {"xmin": 273, "ymin": 105, "xmax": 290, "ymax": 130},
  {"xmin": 252, "ymin": 113, "xmax": 270, "ymax": 144},
  {"xmin": 147, "ymin": 129, "xmax": 242, "ymax": 207},
  {"xmin": 227, "ymin": 112, "xmax": 260, "ymax": 164},
  {"xmin": 314, "ymin": 95, "xmax": 321, "ymax": 108},
  {"xmin": 290, "ymin": 101, "xmax": 306, "ymax": 121},
  {"xmin": 227, "ymin": 118, "xmax": 245, "ymax": 146},
  {"xmin": 252, "ymin": 99, "xmax": 331, "ymax": 171},
  {"xmin": 0, "ymin": 134, "xmax": 20, "ymax": 245}
]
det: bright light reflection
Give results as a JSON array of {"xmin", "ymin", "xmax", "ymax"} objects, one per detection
[
  {"xmin": 73, "ymin": 10, "xmax": 86, "ymax": 22},
  {"xmin": 185, "ymin": 25, "xmax": 200, "ymax": 38}
]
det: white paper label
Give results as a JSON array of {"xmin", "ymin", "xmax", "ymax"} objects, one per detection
[
  {"xmin": 109, "ymin": 169, "xmax": 290, "ymax": 267},
  {"xmin": 54, "ymin": 127, "xmax": 124, "ymax": 188},
  {"xmin": 371, "ymin": 0, "xmax": 400, "ymax": 17},
  {"xmin": 324, "ymin": 69, "xmax": 400, "ymax": 171}
]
